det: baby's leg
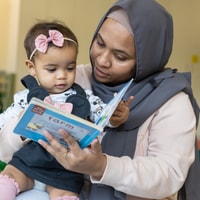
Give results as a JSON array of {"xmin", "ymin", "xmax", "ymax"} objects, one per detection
[
  {"xmin": 0, "ymin": 164, "xmax": 34, "ymax": 199},
  {"xmin": 47, "ymin": 185, "xmax": 79, "ymax": 200},
  {"xmin": 52, "ymin": 197, "xmax": 79, "ymax": 200},
  {"xmin": 0, "ymin": 174, "xmax": 19, "ymax": 200}
]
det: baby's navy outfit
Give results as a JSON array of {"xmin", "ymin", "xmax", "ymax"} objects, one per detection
[{"xmin": 9, "ymin": 75, "xmax": 91, "ymax": 193}]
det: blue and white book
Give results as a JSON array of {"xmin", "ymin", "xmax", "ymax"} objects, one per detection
[
  {"xmin": 95, "ymin": 78, "xmax": 133, "ymax": 128},
  {"xmin": 14, "ymin": 79, "xmax": 133, "ymax": 148}
]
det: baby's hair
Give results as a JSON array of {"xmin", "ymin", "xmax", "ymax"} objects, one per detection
[{"xmin": 24, "ymin": 20, "xmax": 78, "ymax": 61}]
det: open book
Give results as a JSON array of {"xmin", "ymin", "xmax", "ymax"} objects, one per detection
[{"xmin": 14, "ymin": 78, "xmax": 133, "ymax": 148}]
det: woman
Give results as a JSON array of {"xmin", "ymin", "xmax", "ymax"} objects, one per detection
[{"xmin": 18, "ymin": 0, "xmax": 200, "ymax": 199}]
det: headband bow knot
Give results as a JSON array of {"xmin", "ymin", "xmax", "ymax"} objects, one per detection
[
  {"xmin": 35, "ymin": 30, "xmax": 64, "ymax": 53},
  {"xmin": 29, "ymin": 29, "xmax": 78, "ymax": 60}
]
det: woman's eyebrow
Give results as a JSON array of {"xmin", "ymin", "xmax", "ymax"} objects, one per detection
[{"xmin": 97, "ymin": 32, "xmax": 130, "ymax": 57}]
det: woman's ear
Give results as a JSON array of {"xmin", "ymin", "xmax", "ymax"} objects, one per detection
[{"xmin": 25, "ymin": 59, "xmax": 36, "ymax": 76}]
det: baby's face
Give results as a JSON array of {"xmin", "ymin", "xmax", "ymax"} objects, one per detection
[{"xmin": 30, "ymin": 46, "xmax": 77, "ymax": 94}]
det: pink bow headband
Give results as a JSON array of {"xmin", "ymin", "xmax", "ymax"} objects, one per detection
[{"xmin": 29, "ymin": 30, "xmax": 78, "ymax": 60}]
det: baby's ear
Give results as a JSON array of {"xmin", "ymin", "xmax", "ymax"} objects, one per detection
[{"xmin": 25, "ymin": 59, "xmax": 36, "ymax": 76}]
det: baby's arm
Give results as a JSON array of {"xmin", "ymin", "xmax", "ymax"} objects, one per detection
[
  {"xmin": 0, "ymin": 90, "xmax": 28, "ymax": 131},
  {"xmin": 0, "ymin": 90, "xmax": 29, "ymax": 162},
  {"xmin": 109, "ymin": 96, "xmax": 133, "ymax": 127},
  {"xmin": 86, "ymin": 88, "xmax": 133, "ymax": 127}
]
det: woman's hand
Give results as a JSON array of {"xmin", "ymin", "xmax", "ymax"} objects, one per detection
[{"xmin": 38, "ymin": 129, "xmax": 107, "ymax": 180}]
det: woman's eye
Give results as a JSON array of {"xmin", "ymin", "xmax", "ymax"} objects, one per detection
[
  {"xmin": 96, "ymin": 39, "xmax": 105, "ymax": 48},
  {"xmin": 115, "ymin": 54, "xmax": 128, "ymax": 61}
]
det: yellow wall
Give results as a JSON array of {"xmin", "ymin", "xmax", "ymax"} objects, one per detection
[
  {"xmin": 158, "ymin": 0, "xmax": 200, "ymax": 104},
  {"xmin": 1, "ymin": 0, "xmax": 200, "ymax": 94},
  {"xmin": 0, "ymin": 0, "xmax": 10, "ymax": 71},
  {"xmin": 1, "ymin": 0, "xmax": 200, "ymax": 135},
  {"xmin": 14, "ymin": 0, "xmax": 115, "ymax": 92},
  {"xmin": 2, "ymin": 1, "xmax": 200, "ymax": 86},
  {"xmin": 1, "ymin": 0, "xmax": 199, "ymax": 90}
]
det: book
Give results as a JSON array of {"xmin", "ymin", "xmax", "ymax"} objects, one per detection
[
  {"xmin": 95, "ymin": 78, "xmax": 133, "ymax": 127},
  {"xmin": 14, "ymin": 78, "xmax": 133, "ymax": 148}
]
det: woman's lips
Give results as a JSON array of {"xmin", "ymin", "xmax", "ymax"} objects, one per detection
[{"xmin": 94, "ymin": 67, "xmax": 109, "ymax": 78}]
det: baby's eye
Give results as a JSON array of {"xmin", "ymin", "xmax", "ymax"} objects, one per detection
[
  {"xmin": 47, "ymin": 68, "xmax": 56, "ymax": 72},
  {"xmin": 66, "ymin": 65, "xmax": 76, "ymax": 72}
]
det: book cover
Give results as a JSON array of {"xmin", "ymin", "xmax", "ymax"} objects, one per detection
[
  {"xmin": 14, "ymin": 78, "xmax": 133, "ymax": 148},
  {"xmin": 14, "ymin": 97, "xmax": 103, "ymax": 149}
]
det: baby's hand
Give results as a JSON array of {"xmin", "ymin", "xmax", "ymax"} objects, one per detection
[{"xmin": 109, "ymin": 96, "xmax": 133, "ymax": 127}]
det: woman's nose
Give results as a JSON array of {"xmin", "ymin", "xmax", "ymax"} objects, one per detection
[{"xmin": 97, "ymin": 51, "xmax": 111, "ymax": 68}]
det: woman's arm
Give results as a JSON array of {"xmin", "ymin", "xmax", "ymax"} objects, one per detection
[
  {"xmin": 39, "ymin": 92, "xmax": 196, "ymax": 199},
  {"xmin": 91, "ymin": 92, "xmax": 196, "ymax": 198}
]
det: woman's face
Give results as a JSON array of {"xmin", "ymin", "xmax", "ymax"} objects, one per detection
[{"xmin": 91, "ymin": 18, "xmax": 136, "ymax": 85}]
